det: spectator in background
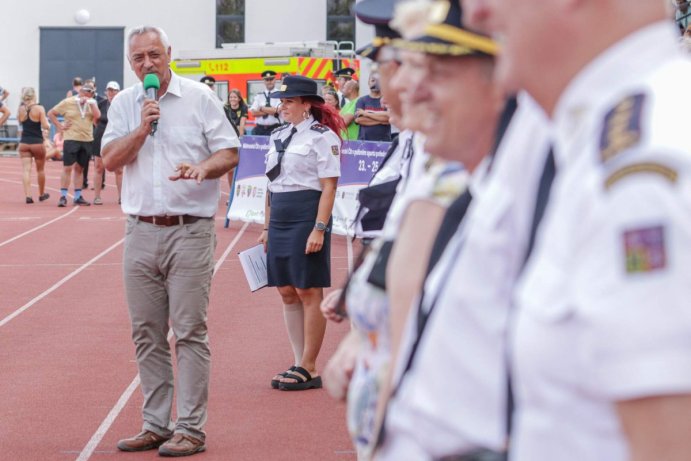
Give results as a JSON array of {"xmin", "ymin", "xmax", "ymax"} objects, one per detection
[
  {"xmin": 66, "ymin": 76, "xmax": 82, "ymax": 98},
  {"xmin": 677, "ymin": 0, "xmax": 690, "ymax": 29},
  {"xmin": 44, "ymin": 131, "xmax": 63, "ymax": 161},
  {"xmin": 681, "ymin": 23, "xmax": 691, "ymax": 52},
  {"xmin": 339, "ymin": 80, "xmax": 360, "ymax": 140},
  {"xmin": 223, "ymin": 88, "xmax": 247, "ymax": 190},
  {"xmin": 48, "ymin": 82, "xmax": 101, "ymax": 207},
  {"xmin": 0, "ymin": 85, "xmax": 10, "ymax": 127},
  {"xmin": 92, "ymin": 80, "xmax": 121, "ymax": 205},
  {"xmin": 323, "ymin": 89, "xmax": 340, "ymax": 110},
  {"xmin": 17, "ymin": 87, "xmax": 51, "ymax": 204},
  {"xmin": 200, "ymin": 75, "xmax": 216, "ymax": 90},
  {"xmin": 224, "ymin": 88, "xmax": 248, "ymax": 136},
  {"xmin": 334, "ymin": 67, "xmax": 356, "ymax": 107},
  {"xmin": 200, "ymin": 76, "xmax": 222, "ymax": 102},
  {"xmin": 250, "ymin": 70, "xmax": 282, "ymax": 135},
  {"xmin": 82, "ymin": 78, "xmax": 106, "ymax": 190},
  {"xmin": 355, "ymin": 69, "xmax": 391, "ymax": 141},
  {"xmin": 321, "ymin": 83, "xmax": 336, "ymax": 98}
]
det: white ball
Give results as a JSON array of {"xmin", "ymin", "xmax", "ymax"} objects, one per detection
[{"xmin": 74, "ymin": 9, "xmax": 90, "ymax": 25}]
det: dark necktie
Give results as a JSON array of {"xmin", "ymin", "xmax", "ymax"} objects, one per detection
[
  {"xmin": 523, "ymin": 147, "xmax": 556, "ymax": 267},
  {"xmin": 266, "ymin": 127, "xmax": 297, "ymax": 181},
  {"xmin": 400, "ymin": 189, "xmax": 473, "ymax": 379},
  {"xmin": 262, "ymin": 91, "xmax": 271, "ymax": 119},
  {"xmin": 341, "ymin": 95, "xmax": 347, "ymax": 107},
  {"xmin": 375, "ymin": 189, "xmax": 473, "ymax": 449},
  {"xmin": 505, "ymin": 146, "xmax": 556, "ymax": 438}
]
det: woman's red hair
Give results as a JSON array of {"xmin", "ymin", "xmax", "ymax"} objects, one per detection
[{"xmin": 305, "ymin": 97, "xmax": 347, "ymax": 142}]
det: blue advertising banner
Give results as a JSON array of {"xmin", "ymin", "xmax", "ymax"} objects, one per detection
[{"xmin": 227, "ymin": 136, "xmax": 390, "ymax": 235}]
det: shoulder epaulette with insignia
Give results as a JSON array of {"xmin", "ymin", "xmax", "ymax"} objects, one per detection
[
  {"xmin": 310, "ymin": 123, "xmax": 329, "ymax": 134},
  {"xmin": 599, "ymin": 93, "xmax": 645, "ymax": 163},
  {"xmin": 271, "ymin": 123, "xmax": 290, "ymax": 135}
]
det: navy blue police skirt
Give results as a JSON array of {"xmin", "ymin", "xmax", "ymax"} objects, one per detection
[{"xmin": 267, "ymin": 190, "xmax": 332, "ymax": 289}]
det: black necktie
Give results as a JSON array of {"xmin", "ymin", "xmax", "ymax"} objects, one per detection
[
  {"xmin": 341, "ymin": 95, "xmax": 346, "ymax": 107},
  {"xmin": 375, "ymin": 189, "xmax": 473, "ymax": 449},
  {"xmin": 266, "ymin": 127, "xmax": 297, "ymax": 181},
  {"xmin": 262, "ymin": 91, "xmax": 271, "ymax": 119},
  {"xmin": 401, "ymin": 189, "xmax": 473, "ymax": 379},
  {"xmin": 506, "ymin": 146, "xmax": 556, "ymax": 438},
  {"xmin": 523, "ymin": 147, "xmax": 556, "ymax": 267}
]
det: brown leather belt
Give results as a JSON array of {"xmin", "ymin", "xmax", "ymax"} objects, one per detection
[{"xmin": 133, "ymin": 215, "xmax": 204, "ymax": 227}]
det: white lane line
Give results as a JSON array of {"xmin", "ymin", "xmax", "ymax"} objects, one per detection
[
  {"xmin": 74, "ymin": 375, "xmax": 141, "ymax": 461},
  {"xmin": 0, "ymin": 177, "xmax": 74, "ymax": 198},
  {"xmin": 75, "ymin": 222, "xmax": 249, "ymax": 461},
  {"xmin": 0, "ymin": 238, "xmax": 124, "ymax": 328},
  {"xmin": 0, "ymin": 207, "xmax": 79, "ymax": 249}
]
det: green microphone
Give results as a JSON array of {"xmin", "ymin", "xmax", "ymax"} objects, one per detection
[{"xmin": 143, "ymin": 73, "xmax": 160, "ymax": 136}]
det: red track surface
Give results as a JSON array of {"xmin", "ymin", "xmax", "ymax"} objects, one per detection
[{"xmin": 0, "ymin": 157, "xmax": 355, "ymax": 460}]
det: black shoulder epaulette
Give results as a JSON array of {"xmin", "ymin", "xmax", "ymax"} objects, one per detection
[
  {"xmin": 310, "ymin": 123, "xmax": 329, "ymax": 134},
  {"xmin": 271, "ymin": 123, "xmax": 290, "ymax": 135},
  {"xmin": 599, "ymin": 93, "xmax": 645, "ymax": 163}
]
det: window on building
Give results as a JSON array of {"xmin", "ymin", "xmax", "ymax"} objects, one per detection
[
  {"xmin": 327, "ymin": 0, "xmax": 355, "ymax": 43},
  {"xmin": 217, "ymin": 0, "xmax": 245, "ymax": 47}
]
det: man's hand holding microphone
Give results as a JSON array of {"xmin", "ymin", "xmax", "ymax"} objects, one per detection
[{"xmin": 142, "ymin": 73, "xmax": 160, "ymax": 137}]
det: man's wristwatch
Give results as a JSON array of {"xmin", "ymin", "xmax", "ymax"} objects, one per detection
[{"xmin": 314, "ymin": 221, "xmax": 327, "ymax": 232}]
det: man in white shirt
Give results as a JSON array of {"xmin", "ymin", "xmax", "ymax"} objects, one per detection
[
  {"xmin": 102, "ymin": 25, "xmax": 239, "ymax": 457},
  {"xmin": 250, "ymin": 70, "xmax": 281, "ymax": 135}
]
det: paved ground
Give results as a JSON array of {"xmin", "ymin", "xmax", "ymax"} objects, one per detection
[{"xmin": 0, "ymin": 157, "xmax": 355, "ymax": 461}]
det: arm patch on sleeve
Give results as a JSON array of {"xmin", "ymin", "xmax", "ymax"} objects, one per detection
[
  {"xmin": 623, "ymin": 225, "xmax": 666, "ymax": 273},
  {"xmin": 599, "ymin": 93, "xmax": 645, "ymax": 163}
]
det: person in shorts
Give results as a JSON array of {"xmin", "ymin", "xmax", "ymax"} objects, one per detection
[{"xmin": 48, "ymin": 83, "xmax": 101, "ymax": 206}]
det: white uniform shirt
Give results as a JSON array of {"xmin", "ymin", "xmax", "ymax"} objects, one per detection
[
  {"xmin": 512, "ymin": 22, "xmax": 691, "ymax": 461},
  {"xmin": 356, "ymin": 130, "xmax": 421, "ymax": 239},
  {"xmin": 377, "ymin": 95, "xmax": 551, "ymax": 460},
  {"xmin": 250, "ymin": 89, "xmax": 281, "ymax": 126},
  {"xmin": 102, "ymin": 71, "xmax": 240, "ymax": 217},
  {"xmin": 265, "ymin": 116, "xmax": 341, "ymax": 193}
]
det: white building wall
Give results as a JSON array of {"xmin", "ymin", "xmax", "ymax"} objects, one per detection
[
  {"xmin": 0, "ymin": 0, "xmax": 215, "ymax": 110},
  {"xmin": 0, "ymin": 0, "xmax": 376, "ymax": 110},
  {"xmin": 245, "ymin": 0, "xmax": 327, "ymax": 43}
]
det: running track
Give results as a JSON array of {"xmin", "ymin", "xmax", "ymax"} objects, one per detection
[{"xmin": 0, "ymin": 157, "xmax": 355, "ymax": 460}]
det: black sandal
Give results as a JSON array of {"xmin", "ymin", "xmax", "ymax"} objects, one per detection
[
  {"xmin": 271, "ymin": 366, "xmax": 296, "ymax": 389},
  {"xmin": 278, "ymin": 366, "xmax": 322, "ymax": 391}
]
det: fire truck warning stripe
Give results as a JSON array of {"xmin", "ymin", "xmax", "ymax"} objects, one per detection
[
  {"xmin": 301, "ymin": 58, "xmax": 317, "ymax": 77},
  {"xmin": 312, "ymin": 59, "xmax": 329, "ymax": 80}
]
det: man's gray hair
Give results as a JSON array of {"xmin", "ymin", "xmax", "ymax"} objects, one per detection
[{"xmin": 126, "ymin": 26, "xmax": 171, "ymax": 55}]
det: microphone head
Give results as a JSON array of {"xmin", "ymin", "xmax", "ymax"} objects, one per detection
[{"xmin": 143, "ymin": 73, "xmax": 160, "ymax": 90}]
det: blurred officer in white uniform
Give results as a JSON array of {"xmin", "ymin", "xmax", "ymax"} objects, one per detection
[
  {"xmin": 475, "ymin": 0, "xmax": 691, "ymax": 460},
  {"xmin": 250, "ymin": 70, "xmax": 282, "ymax": 135},
  {"xmin": 373, "ymin": 1, "xmax": 553, "ymax": 460}
]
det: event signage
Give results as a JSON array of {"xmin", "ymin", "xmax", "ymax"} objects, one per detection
[{"xmin": 226, "ymin": 136, "xmax": 390, "ymax": 235}]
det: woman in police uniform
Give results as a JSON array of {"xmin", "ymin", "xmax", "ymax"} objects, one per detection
[{"xmin": 258, "ymin": 75, "xmax": 346, "ymax": 391}]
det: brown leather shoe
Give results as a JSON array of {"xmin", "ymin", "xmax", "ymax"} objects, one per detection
[
  {"xmin": 158, "ymin": 433, "xmax": 206, "ymax": 457},
  {"xmin": 116, "ymin": 430, "xmax": 170, "ymax": 452}
]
